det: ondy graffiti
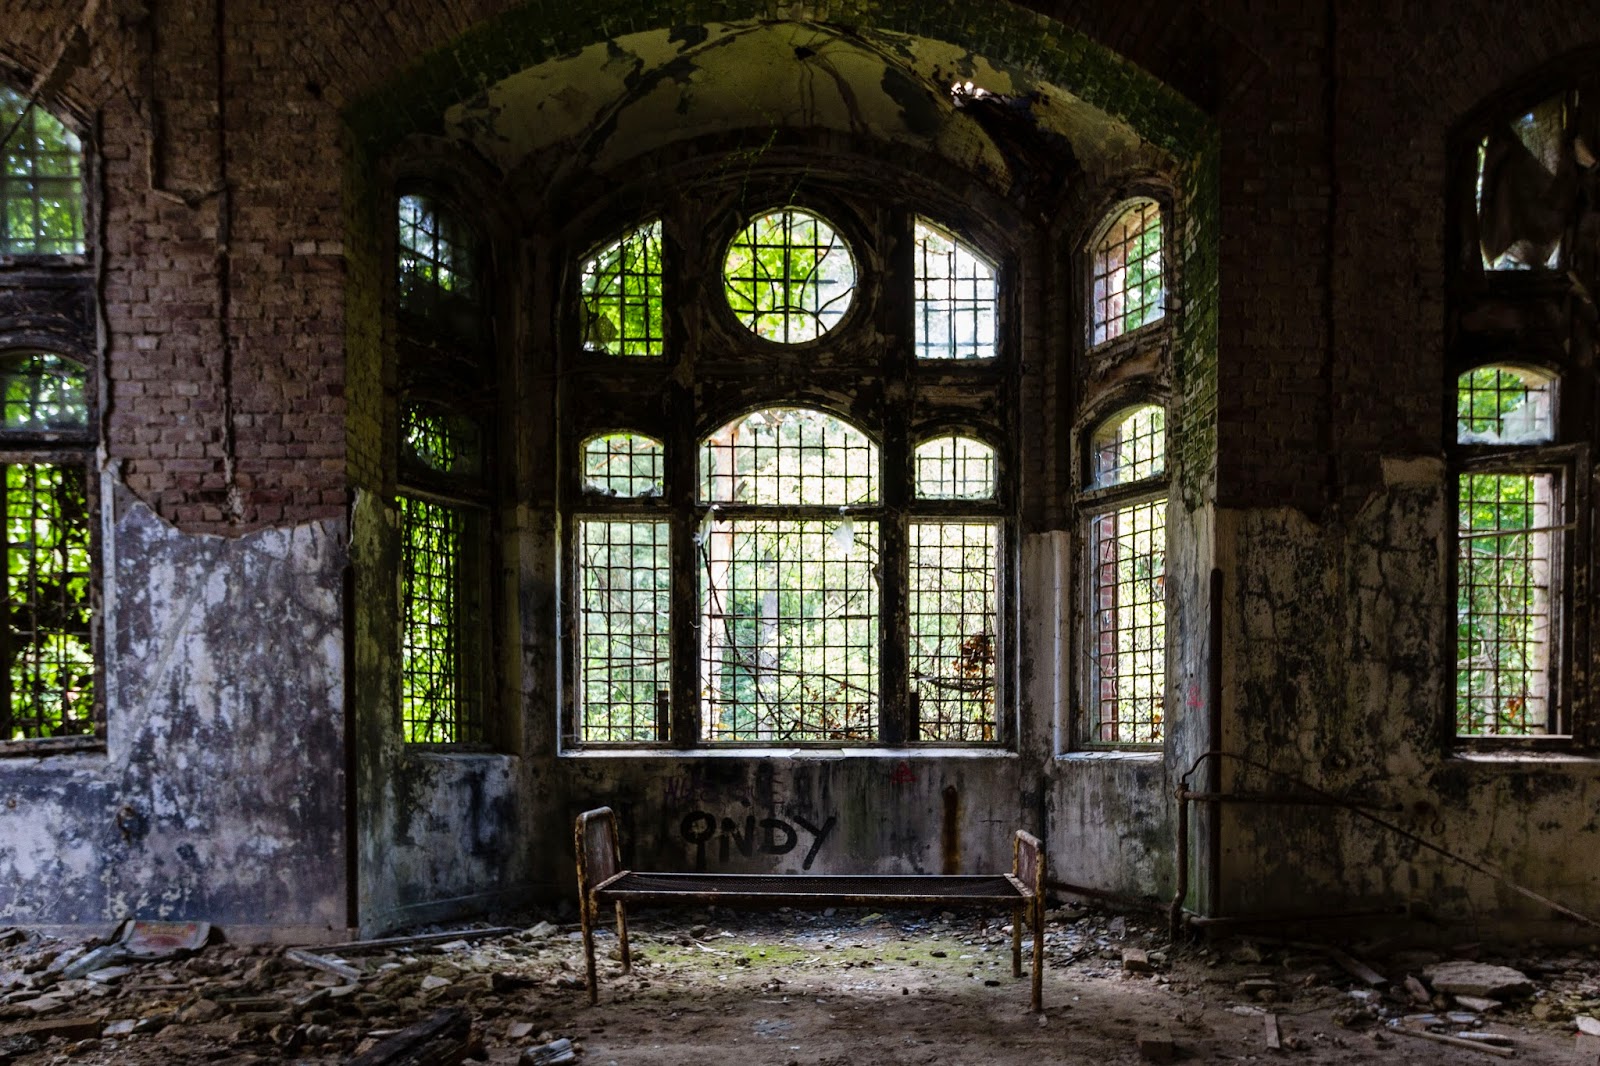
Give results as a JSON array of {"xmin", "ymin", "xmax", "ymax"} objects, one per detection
[{"xmin": 679, "ymin": 810, "xmax": 837, "ymax": 871}]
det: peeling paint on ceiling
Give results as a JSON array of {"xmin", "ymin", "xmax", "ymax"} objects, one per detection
[{"xmin": 443, "ymin": 21, "xmax": 1155, "ymax": 193}]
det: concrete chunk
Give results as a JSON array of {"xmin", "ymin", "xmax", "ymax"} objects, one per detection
[{"xmin": 1422, "ymin": 961, "xmax": 1532, "ymax": 1000}]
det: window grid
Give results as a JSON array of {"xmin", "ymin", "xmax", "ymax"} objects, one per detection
[
  {"xmin": 1091, "ymin": 202, "xmax": 1164, "ymax": 346},
  {"xmin": 1, "ymin": 88, "xmax": 84, "ymax": 256},
  {"xmin": 1456, "ymin": 472, "xmax": 1555, "ymax": 736},
  {"xmin": 1091, "ymin": 498, "xmax": 1165, "ymax": 744},
  {"xmin": 1456, "ymin": 366, "xmax": 1555, "ymax": 445},
  {"xmin": 0, "ymin": 352, "xmax": 88, "ymax": 434},
  {"xmin": 699, "ymin": 519, "xmax": 878, "ymax": 743},
  {"xmin": 1092, "ymin": 406, "xmax": 1165, "ymax": 488},
  {"xmin": 914, "ymin": 436, "xmax": 995, "ymax": 500},
  {"xmin": 724, "ymin": 209, "xmax": 856, "ymax": 344},
  {"xmin": 399, "ymin": 495, "xmax": 480, "ymax": 744},
  {"xmin": 2, "ymin": 462, "xmax": 93, "ymax": 741},
  {"xmin": 579, "ymin": 520, "xmax": 670, "ymax": 742},
  {"xmin": 914, "ymin": 220, "xmax": 997, "ymax": 360},
  {"xmin": 398, "ymin": 194, "xmax": 474, "ymax": 313},
  {"xmin": 582, "ymin": 221, "xmax": 664, "ymax": 356},
  {"xmin": 584, "ymin": 433, "xmax": 664, "ymax": 498},
  {"xmin": 910, "ymin": 521, "xmax": 997, "ymax": 741},
  {"xmin": 699, "ymin": 408, "xmax": 878, "ymax": 507}
]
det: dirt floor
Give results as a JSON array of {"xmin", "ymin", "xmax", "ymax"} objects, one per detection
[{"xmin": 3, "ymin": 905, "xmax": 1599, "ymax": 1064}]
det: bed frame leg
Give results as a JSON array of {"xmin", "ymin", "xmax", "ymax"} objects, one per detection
[
  {"xmin": 1011, "ymin": 905, "xmax": 1023, "ymax": 978},
  {"xmin": 616, "ymin": 901, "xmax": 632, "ymax": 973},
  {"xmin": 1030, "ymin": 895, "xmax": 1044, "ymax": 1012}
]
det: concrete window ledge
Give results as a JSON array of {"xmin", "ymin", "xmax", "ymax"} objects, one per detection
[
  {"xmin": 1055, "ymin": 749, "xmax": 1161, "ymax": 763},
  {"xmin": 560, "ymin": 747, "xmax": 1020, "ymax": 761},
  {"xmin": 1449, "ymin": 751, "xmax": 1600, "ymax": 769},
  {"xmin": 0, "ymin": 736, "xmax": 105, "ymax": 760},
  {"xmin": 403, "ymin": 749, "xmax": 520, "ymax": 764}
]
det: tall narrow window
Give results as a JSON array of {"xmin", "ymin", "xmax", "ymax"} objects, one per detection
[
  {"xmin": 1453, "ymin": 365, "xmax": 1565, "ymax": 737},
  {"xmin": 0, "ymin": 88, "xmax": 84, "ymax": 256},
  {"xmin": 577, "ymin": 433, "xmax": 669, "ymax": 742},
  {"xmin": 1476, "ymin": 95, "xmax": 1568, "ymax": 271},
  {"xmin": 914, "ymin": 220, "xmax": 997, "ymax": 360},
  {"xmin": 398, "ymin": 403, "xmax": 486, "ymax": 744},
  {"xmin": 397, "ymin": 193, "xmax": 477, "ymax": 326},
  {"xmin": 0, "ymin": 351, "xmax": 96, "ymax": 743},
  {"xmin": 1090, "ymin": 201, "xmax": 1164, "ymax": 346},
  {"xmin": 581, "ymin": 221, "xmax": 664, "ymax": 356},
  {"xmin": 698, "ymin": 408, "xmax": 879, "ymax": 742},
  {"xmin": 911, "ymin": 435, "xmax": 1000, "ymax": 741},
  {"xmin": 1085, "ymin": 405, "xmax": 1166, "ymax": 745}
]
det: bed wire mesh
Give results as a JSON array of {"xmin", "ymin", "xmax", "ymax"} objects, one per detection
[
  {"xmin": 1456, "ymin": 472, "xmax": 1555, "ymax": 736},
  {"xmin": 1092, "ymin": 406, "xmax": 1164, "ymax": 488},
  {"xmin": 579, "ymin": 519, "xmax": 670, "ymax": 742},
  {"xmin": 398, "ymin": 193, "xmax": 475, "ymax": 315},
  {"xmin": 1091, "ymin": 201, "xmax": 1164, "ymax": 346},
  {"xmin": 1456, "ymin": 366, "xmax": 1555, "ymax": 445},
  {"xmin": 2, "ymin": 462, "xmax": 93, "ymax": 740},
  {"xmin": 399, "ymin": 495, "xmax": 481, "ymax": 743},
  {"xmin": 1091, "ymin": 499, "xmax": 1165, "ymax": 744},
  {"xmin": 724, "ymin": 209, "xmax": 856, "ymax": 344},
  {"xmin": 699, "ymin": 518, "xmax": 879, "ymax": 743},
  {"xmin": 914, "ymin": 220, "xmax": 997, "ymax": 360},
  {"xmin": 0, "ymin": 87, "xmax": 84, "ymax": 256},
  {"xmin": 0, "ymin": 352, "xmax": 87, "ymax": 434},
  {"xmin": 910, "ymin": 521, "xmax": 998, "ymax": 741},
  {"xmin": 582, "ymin": 220, "xmax": 664, "ymax": 356},
  {"xmin": 584, "ymin": 433, "xmax": 664, "ymax": 498},
  {"xmin": 915, "ymin": 436, "xmax": 995, "ymax": 500}
]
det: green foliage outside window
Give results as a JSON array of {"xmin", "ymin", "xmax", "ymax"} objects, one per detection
[
  {"xmin": 1091, "ymin": 202, "xmax": 1163, "ymax": 346},
  {"xmin": 1, "ymin": 87, "xmax": 84, "ymax": 256},
  {"xmin": 579, "ymin": 519, "xmax": 669, "ymax": 741},
  {"xmin": 724, "ymin": 209, "xmax": 856, "ymax": 344},
  {"xmin": 1456, "ymin": 365, "xmax": 1554, "ymax": 445},
  {"xmin": 3, "ymin": 462, "xmax": 94, "ymax": 740},
  {"xmin": 397, "ymin": 194, "xmax": 475, "ymax": 323},
  {"xmin": 581, "ymin": 222, "xmax": 663, "ymax": 356}
]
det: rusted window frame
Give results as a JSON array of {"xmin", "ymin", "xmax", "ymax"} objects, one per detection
[{"xmin": 557, "ymin": 192, "xmax": 1016, "ymax": 752}]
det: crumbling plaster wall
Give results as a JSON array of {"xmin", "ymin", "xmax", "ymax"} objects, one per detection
[{"xmin": 0, "ymin": 491, "xmax": 347, "ymax": 937}]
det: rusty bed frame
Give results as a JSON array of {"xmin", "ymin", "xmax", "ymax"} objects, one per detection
[{"xmin": 575, "ymin": 806, "xmax": 1046, "ymax": 1011}]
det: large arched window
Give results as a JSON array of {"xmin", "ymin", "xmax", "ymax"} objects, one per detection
[
  {"xmin": 0, "ymin": 88, "xmax": 85, "ymax": 256},
  {"xmin": 1089, "ymin": 200, "xmax": 1164, "ymax": 346},
  {"xmin": 562, "ymin": 199, "xmax": 1010, "ymax": 748}
]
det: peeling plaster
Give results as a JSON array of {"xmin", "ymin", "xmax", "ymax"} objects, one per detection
[{"xmin": 0, "ymin": 491, "xmax": 348, "ymax": 934}]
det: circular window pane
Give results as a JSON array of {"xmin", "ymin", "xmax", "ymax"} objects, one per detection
[{"xmin": 724, "ymin": 209, "xmax": 856, "ymax": 343}]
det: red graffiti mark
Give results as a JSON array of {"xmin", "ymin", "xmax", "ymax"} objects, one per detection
[
  {"xmin": 1186, "ymin": 683, "xmax": 1204, "ymax": 709},
  {"xmin": 890, "ymin": 761, "xmax": 916, "ymax": 785}
]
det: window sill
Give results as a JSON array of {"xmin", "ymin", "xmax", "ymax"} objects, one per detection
[
  {"xmin": 560, "ymin": 746, "xmax": 1017, "ymax": 760},
  {"xmin": 1056, "ymin": 749, "xmax": 1161, "ymax": 763},
  {"xmin": 1448, "ymin": 749, "xmax": 1599, "ymax": 768},
  {"xmin": 0, "ymin": 735, "xmax": 105, "ymax": 760}
]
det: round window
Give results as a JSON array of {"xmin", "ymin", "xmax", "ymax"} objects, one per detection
[{"xmin": 723, "ymin": 208, "xmax": 856, "ymax": 343}]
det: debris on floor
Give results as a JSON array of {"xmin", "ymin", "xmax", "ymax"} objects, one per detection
[{"xmin": 0, "ymin": 908, "xmax": 1594, "ymax": 1064}]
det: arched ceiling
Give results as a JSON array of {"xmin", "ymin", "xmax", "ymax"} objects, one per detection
[{"xmin": 440, "ymin": 20, "xmax": 1166, "ymax": 200}]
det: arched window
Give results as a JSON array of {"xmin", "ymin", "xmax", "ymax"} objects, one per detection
[
  {"xmin": 0, "ymin": 88, "xmax": 84, "ymax": 256},
  {"xmin": 581, "ymin": 222, "xmax": 664, "ymax": 357},
  {"xmin": 397, "ymin": 193, "xmax": 478, "ymax": 326},
  {"xmin": 1083, "ymin": 404, "xmax": 1166, "ymax": 745},
  {"xmin": 564, "ymin": 205, "xmax": 1010, "ymax": 749},
  {"xmin": 913, "ymin": 221, "xmax": 997, "ymax": 361},
  {"xmin": 1452, "ymin": 365, "xmax": 1565, "ymax": 737},
  {"xmin": 0, "ymin": 350, "xmax": 96, "ymax": 742},
  {"xmin": 1090, "ymin": 200, "xmax": 1164, "ymax": 346}
]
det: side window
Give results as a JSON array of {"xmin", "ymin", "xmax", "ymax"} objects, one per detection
[
  {"xmin": 0, "ymin": 351, "xmax": 97, "ymax": 743},
  {"xmin": 581, "ymin": 222, "xmax": 664, "ymax": 357},
  {"xmin": 1474, "ymin": 94, "xmax": 1569, "ymax": 271},
  {"xmin": 1083, "ymin": 404, "xmax": 1166, "ymax": 745},
  {"xmin": 393, "ymin": 190, "xmax": 493, "ymax": 746},
  {"xmin": 397, "ymin": 403, "xmax": 488, "ymax": 745},
  {"xmin": 1452, "ymin": 366, "xmax": 1569, "ymax": 738},
  {"xmin": 1090, "ymin": 200, "xmax": 1164, "ymax": 346},
  {"xmin": 913, "ymin": 220, "xmax": 997, "ymax": 361},
  {"xmin": 0, "ymin": 88, "xmax": 85, "ymax": 256}
]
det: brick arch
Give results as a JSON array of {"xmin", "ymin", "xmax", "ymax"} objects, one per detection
[{"xmin": 342, "ymin": 0, "xmax": 1214, "ymax": 161}]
